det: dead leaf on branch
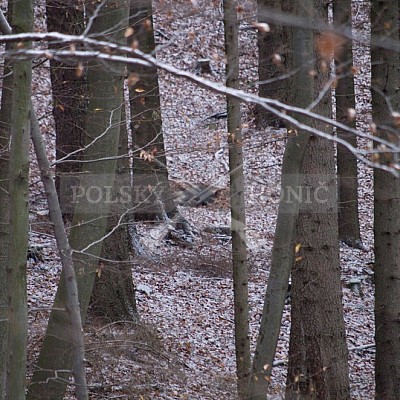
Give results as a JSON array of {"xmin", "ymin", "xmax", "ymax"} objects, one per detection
[
  {"xmin": 139, "ymin": 149, "xmax": 156, "ymax": 162},
  {"xmin": 316, "ymin": 31, "xmax": 347, "ymax": 62}
]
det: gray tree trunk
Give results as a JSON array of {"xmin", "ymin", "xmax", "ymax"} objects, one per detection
[
  {"xmin": 247, "ymin": 134, "xmax": 310, "ymax": 400},
  {"xmin": 45, "ymin": 0, "xmax": 86, "ymax": 206},
  {"xmin": 223, "ymin": 1, "xmax": 250, "ymax": 398},
  {"xmin": 90, "ymin": 104, "xmax": 138, "ymax": 322},
  {"xmin": 31, "ymin": 110, "xmax": 88, "ymax": 400},
  {"xmin": 285, "ymin": 0, "xmax": 350, "ymax": 398},
  {"xmin": 0, "ymin": 35, "xmax": 12, "ymax": 400},
  {"xmin": 371, "ymin": 1, "xmax": 400, "ymax": 398},
  {"xmin": 256, "ymin": 0, "xmax": 286, "ymax": 128},
  {"xmin": 6, "ymin": 0, "xmax": 33, "ymax": 398},
  {"xmin": 128, "ymin": 0, "xmax": 176, "ymax": 221},
  {"xmin": 45, "ymin": 0, "xmax": 137, "ymax": 323},
  {"xmin": 333, "ymin": 0, "xmax": 361, "ymax": 248},
  {"xmin": 27, "ymin": 2, "xmax": 129, "ymax": 398}
]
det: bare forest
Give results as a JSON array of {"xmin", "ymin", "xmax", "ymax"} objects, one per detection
[{"xmin": 0, "ymin": 0, "xmax": 398, "ymax": 399}]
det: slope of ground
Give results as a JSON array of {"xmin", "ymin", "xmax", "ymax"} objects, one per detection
[{"xmin": 25, "ymin": 1, "xmax": 375, "ymax": 399}]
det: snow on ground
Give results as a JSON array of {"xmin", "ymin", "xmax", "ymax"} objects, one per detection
[{"xmin": 26, "ymin": 1, "xmax": 376, "ymax": 399}]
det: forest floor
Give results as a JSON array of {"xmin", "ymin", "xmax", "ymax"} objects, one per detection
[{"xmin": 25, "ymin": 0, "xmax": 375, "ymax": 399}]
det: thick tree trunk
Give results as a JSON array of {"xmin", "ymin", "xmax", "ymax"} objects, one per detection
[
  {"xmin": 333, "ymin": 0, "xmax": 361, "ymax": 248},
  {"xmin": 45, "ymin": 0, "xmax": 85, "ymax": 206},
  {"xmin": 285, "ymin": 0, "xmax": 350, "ymax": 398},
  {"xmin": 27, "ymin": 2, "xmax": 129, "ymax": 399},
  {"xmin": 256, "ymin": 0, "xmax": 286, "ymax": 128},
  {"xmin": 223, "ymin": 0, "xmax": 250, "ymax": 398},
  {"xmin": 6, "ymin": 1, "xmax": 33, "ymax": 398},
  {"xmin": 371, "ymin": 1, "xmax": 400, "ymax": 398},
  {"xmin": 285, "ymin": 135, "xmax": 349, "ymax": 400},
  {"xmin": 90, "ymin": 105, "xmax": 138, "ymax": 322},
  {"xmin": 46, "ymin": 0, "xmax": 137, "ymax": 325},
  {"xmin": 90, "ymin": 222, "xmax": 138, "ymax": 321}
]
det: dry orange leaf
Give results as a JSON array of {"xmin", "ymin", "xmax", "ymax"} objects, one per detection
[{"xmin": 316, "ymin": 31, "xmax": 347, "ymax": 62}]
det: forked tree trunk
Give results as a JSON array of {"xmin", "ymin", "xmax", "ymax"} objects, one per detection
[
  {"xmin": 27, "ymin": 2, "xmax": 129, "ymax": 399},
  {"xmin": 223, "ymin": 1, "xmax": 250, "ymax": 397},
  {"xmin": 333, "ymin": 0, "xmax": 361, "ymax": 248},
  {"xmin": 371, "ymin": 1, "xmax": 400, "ymax": 398},
  {"xmin": 6, "ymin": 0, "xmax": 33, "ymax": 398},
  {"xmin": 46, "ymin": 0, "xmax": 137, "ymax": 324},
  {"xmin": 247, "ymin": 133, "xmax": 310, "ymax": 400}
]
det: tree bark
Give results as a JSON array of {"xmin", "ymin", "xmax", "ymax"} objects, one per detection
[
  {"xmin": 0, "ymin": 40, "xmax": 13, "ymax": 400},
  {"xmin": 333, "ymin": 0, "xmax": 361, "ymax": 248},
  {"xmin": 90, "ymin": 104, "xmax": 138, "ymax": 322},
  {"xmin": 6, "ymin": 1, "xmax": 33, "ymax": 398},
  {"xmin": 285, "ymin": 1, "xmax": 350, "ymax": 398},
  {"xmin": 286, "ymin": 138, "xmax": 350, "ymax": 400},
  {"xmin": 247, "ymin": 133, "xmax": 310, "ymax": 400},
  {"xmin": 30, "ymin": 112, "xmax": 89, "ymax": 400},
  {"xmin": 256, "ymin": 0, "xmax": 286, "ymax": 128},
  {"xmin": 27, "ymin": 2, "xmax": 129, "ymax": 398},
  {"xmin": 223, "ymin": 1, "xmax": 250, "ymax": 398},
  {"xmin": 128, "ymin": 0, "xmax": 178, "ymax": 223},
  {"xmin": 371, "ymin": 1, "xmax": 400, "ymax": 398},
  {"xmin": 45, "ymin": 0, "xmax": 86, "ymax": 206}
]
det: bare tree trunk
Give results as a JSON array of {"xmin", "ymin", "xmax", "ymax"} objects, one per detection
[
  {"xmin": 256, "ymin": 0, "xmax": 286, "ymax": 128},
  {"xmin": 45, "ymin": 0, "xmax": 86, "ymax": 207},
  {"xmin": 27, "ymin": 2, "xmax": 129, "ymax": 398},
  {"xmin": 0, "ymin": 38, "xmax": 13, "ymax": 400},
  {"xmin": 333, "ymin": 0, "xmax": 361, "ymax": 248},
  {"xmin": 248, "ymin": 133, "xmax": 310, "ymax": 399},
  {"xmin": 0, "ymin": 8, "xmax": 88, "ymax": 400},
  {"xmin": 30, "ymin": 113, "xmax": 88, "ymax": 400},
  {"xmin": 371, "ymin": 1, "xmax": 400, "ymax": 398},
  {"xmin": 286, "ymin": 138, "xmax": 350, "ymax": 400},
  {"xmin": 5, "ymin": 1, "xmax": 33, "ymax": 398},
  {"xmin": 128, "ymin": 0, "xmax": 181, "ymax": 225},
  {"xmin": 223, "ymin": 1, "xmax": 250, "ymax": 398},
  {"xmin": 285, "ymin": 0, "xmax": 350, "ymax": 398},
  {"xmin": 90, "ymin": 104, "xmax": 138, "ymax": 322}
]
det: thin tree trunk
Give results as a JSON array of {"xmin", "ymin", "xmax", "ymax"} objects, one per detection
[
  {"xmin": 0, "ymin": 41, "xmax": 13, "ymax": 400},
  {"xmin": 30, "ymin": 112, "xmax": 88, "ymax": 400},
  {"xmin": 248, "ymin": 132, "xmax": 310, "ymax": 399},
  {"xmin": 371, "ymin": 1, "xmax": 400, "ymax": 398},
  {"xmin": 128, "ymin": 0, "xmax": 181, "ymax": 224},
  {"xmin": 333, "ymin": 0, "xmax": 361, "ymax": 248},
  {"xmin": 223, "ymin": 1, "xmax": 250, "ymax": 397},
  {"xmin": 5, "ymin": 1, "xmax": 33, "ymax": 398},
  {"xmin": 27, "ymin": 2, "xmax": 129, "ymax": 398}
]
